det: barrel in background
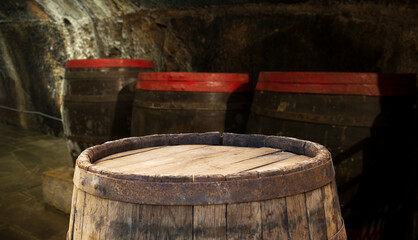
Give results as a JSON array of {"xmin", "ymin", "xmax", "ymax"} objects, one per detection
[
  {"xmin": 61, "ymin": 59, "xmax": 154, "ymax": 161},
  {"xmin": 68, "ymin": 133, "xmax": 346, "ymax": 239},
  {"xmin": 131, "ymin": 72, "xmax": 252, "ymax": 136},
  {"xmin": 247, "ymin": 72, "xmax": 417, "ymax": 239}
]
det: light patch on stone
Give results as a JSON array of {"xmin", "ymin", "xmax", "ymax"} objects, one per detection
[{"xmin": 0, "ymin": 31, "xmax": 29, "ymax": 128}]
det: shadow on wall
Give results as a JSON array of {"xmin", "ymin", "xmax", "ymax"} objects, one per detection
[
  {"xmin": 224, "ymin": 83, "xmax": 252, "ymax": 134},
  {"xmin": 336, "ymin": 75, "xmax": 416, "ymax": 240},
  {"xmin": 246, "ymin": 16, "xmax": 383, "ymax": 82}
]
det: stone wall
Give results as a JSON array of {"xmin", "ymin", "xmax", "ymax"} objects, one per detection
[{"xmin": 0, "ymin": 0, "xmax": 417, "ymax": 135}]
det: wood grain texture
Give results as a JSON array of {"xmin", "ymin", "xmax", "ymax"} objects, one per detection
[
  {"xmin": 227, "ymin": 202, "xmax": 262, "ymax": 239},
  {"xmin": 306, "ymin": 188, "xmax": 327, "ymax": 240},
  {"xmin": 92, "ymin": 145, "xmax": 307, "ymax": 177},
  {"xmin": 193, "ymin": 205, "xmax": 227, "ymax": 239},
  {"xmin": 136, "ymin": 205, "xmax": 193, "ymax": 239},
  {"xmin": 67, "ymin": 185, "xmax": 78, "ymax": 239},
  {"xmin": 261, "ymin": 198, "xmax": 289, "ymax": 239},
  {"xmin": 68, "ymin": 185, "xmax": 345, "ymax": 240},
  {"xmin": 93, "ymin": 146, "xmax": 163, "ymax": 165},
  {"xmin": 174, "ymin": 147, "xmax": 283, "ymax": 175},
  {"xmin": 105, "ymin": 199, "xmax": 135, "ymax": 239},
  {"xmin": 140, "ymin": 146, "xmax": 252, "ymax": 175},
  {"xmin": 331, "ymin": 181, "xmax": 343, "ymax": 230},
  {"xmin": 71, "ymin": 188, "xmax": 86, "ymax": 240},
  {"xmin": 68, "ymin": 187, "xmax": 195, "ymax": 239},
  {"xmin": 324, "ymin": 182, "xmax": 339, "ymax": 238},
  {"xmin": 93, "ymin": 145, "xmax": 206, "ymax": 170},
  {"xmin": 252, "ymin": 155, "xmax": 311, "ymax": 173},
  {"xmin": 80, "ymin": 192, "xmax": 109, "ymax": 239},
  {"xmin": 286, "ymin": 193, "xmax": 310, "ymax": 240}
]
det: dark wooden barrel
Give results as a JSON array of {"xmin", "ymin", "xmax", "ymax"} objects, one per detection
[
  {"xmin": 68, "ymin": 133, "xmax": 346, "ymax": 239},
  {"xmin": 131, "ymin": 72, "xmax": 252, "ymax": 136},
  {"xmin": 247, "ymin": 72, "xmax": 417, "ymax": 239},
  {"xmin": 62, "ymin": 59, "xmax": 154, "ymax": 161}
]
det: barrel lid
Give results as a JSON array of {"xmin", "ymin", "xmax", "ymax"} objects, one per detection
[
  {"xmin": 73, "ymin": 133, "xmax": 334, "ymax": 205},
  {"xmin": 256, "ymin": 72, "xmax": 417, "ymax": 96},
  {"xmin": 65, "ymin": 59, "xmax": 155, "ymax": 69},
  {"xmin": 136, "ymin": 72, "xmax": 251, "ymax": 92},
  {"xmin": 93, "ymin": 145, "xmax": 308, "ymax": 176}
]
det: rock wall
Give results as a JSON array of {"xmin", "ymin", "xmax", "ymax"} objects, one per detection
[{"xmin": 0, "ymin": 0, "xmax": 417, "ymax": 135}]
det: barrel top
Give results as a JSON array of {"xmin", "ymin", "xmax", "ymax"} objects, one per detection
[
  {"xmin": 77, "ymin": 133, "xmax": 331, "ymax": 182},
  {"xmin": 74, "ymin": 133, "xmax": 334, "ymax": 205},
  {"xmin": 91, "ymin": 145, "xmax": 310, "ymax": 176},
  {"xmin": 65, "ymin": 59, "xmax": 155, "ymax": 69}
]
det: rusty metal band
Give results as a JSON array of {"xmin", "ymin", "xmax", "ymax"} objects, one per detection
[
  {"xmin": 330, "ymin": 221, "xmax": 347, "ymax": 240},
  {"xmin": 74, "ymin": 159, "xmax": 334, "ymax": 205}
]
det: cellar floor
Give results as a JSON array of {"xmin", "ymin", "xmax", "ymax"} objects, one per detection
[{"xmin": 0, "ymin": 123, "xmax": 72, "ymax": 240}]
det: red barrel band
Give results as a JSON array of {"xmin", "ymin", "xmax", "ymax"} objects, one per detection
[
  {"xmin": 137, "ymin": 72, "xmax": 251, "ymax": 93},
  {"xmin": 66, "ymin": 59, "xmax": 155, "ymax": 69},
  {"xmin": 256, "ymin": 72, "xmax": 416, "ymax": 96}
]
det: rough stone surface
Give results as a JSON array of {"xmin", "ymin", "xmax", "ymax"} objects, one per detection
[
  {"xmin": 42, "ymin": 166, "xmax": 74, "ymax": 214},
  {"xmin": 0, "ymin": 0, "xmax": 417, "ymax": 135}
]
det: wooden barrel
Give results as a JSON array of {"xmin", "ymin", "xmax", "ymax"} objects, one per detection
[
  {"xmin": 247, "ymin": 72, "xmax": 416, "ymax": 239},
  {"xmin": 68, "ymin": 133, "xmax": 346, "ymax": 239},
  {"xmin": 62, "ymin": 59, "xmax": 154, "ymax": 161},
  {"xmin": 131, "ymin": 72, "xmax": 252, "ymax": 136}
]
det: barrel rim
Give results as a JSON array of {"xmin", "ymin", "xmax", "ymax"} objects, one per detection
[
  {"xmin": 76, "ymin": 133, "xmax": 331, "ymax": 181},
  {"xmin": 136, "ymin": 72, "xmax": 251, "ymax": 92},
  {"xmin": 73, "ymin": 133, "xmax": 334, "ymax": 205},
  {"xmin": 65, "ymin": 59, "xmax": 155, "ymax": 69},
  {"xmin": 256, "ymin": 72, "xmax": 417, "ymax": 96}
]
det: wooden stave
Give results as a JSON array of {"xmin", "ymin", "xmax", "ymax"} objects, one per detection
[{"xmin": 68, "ymin": 182, "xmax": 345, "ymax": 239}]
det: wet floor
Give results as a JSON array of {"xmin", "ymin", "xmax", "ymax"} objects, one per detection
[{"xmin": 0, "ymin": 123, "xmax": 72, "ymax": 239}]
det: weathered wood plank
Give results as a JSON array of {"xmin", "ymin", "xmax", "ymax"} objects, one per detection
[
  {"xmin": 306, "ymin": 188, "xmax": 327, "ymax": 240},
  {"xmin": 175, "ymin": 147, "xmax": 281, "ymax": 175},
  {"xmin": 193, "ymin": 148, "xmax": 285, "ymax": 175},
  {"xmin": 252, "ymin": 155, "xmax": 311, "ymax": 173},
  {"xmin": 324, "ymin": 183, "xmax": 339, "ymax": 238},
  {"xmin": 193, "ymin": 205, "xmax": 227, "ymax": 239},
  {"xmin": 103, "ymin": 199, "xmax": 135, "ymax": 239},
  {"xmin": 72, "ymin": 188, "xmax": 86, "ymax": 240},
  {"xmin": 80, "ymin": 192, "xmax": 108, "ymax": 239},
  {"xmin": 331, "ymin": 181, "xmax": 343, "ymax": 230},
  {"xmin": 93, "ymin": 146, "xmax": 163, "ymax": 164},
  {"xmin": 93, "ymin": 145, "xmax": 207, "ymax": 170},
  {"xmin": 137, "ymin": 145, "xmax": 247, "ymax": 175},
  {"xmin": 135, "ymin": 205, "xmax": 193, "ymax": 239},
  {"xmin": 129, "ymin": 204, "xmax": 143, "ymax": 240},
  {"xmin": 227, "ymin": 202, "xmax": 262, "ymax": 239},
  {"xmin": 261, "ymin": 198, "xmax": 289, "ymax": 239},
  {"xmin": 286, "ymin": 193, "xmax": 310, "ymax": 240},
  {"xmin": 226, "ymin": 151, "xmax": 296, "ymax": 175},
  {"xmin": 67, "ymin": 186, "xmax": 78, "ymax": 239}
]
